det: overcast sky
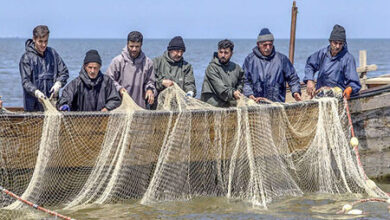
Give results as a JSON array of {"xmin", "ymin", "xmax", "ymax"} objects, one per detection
[{"xmin": 1, "ymin": 0, "xmax": 389, "ymax": 39}]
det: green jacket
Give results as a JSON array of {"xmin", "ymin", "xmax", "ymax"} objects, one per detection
[
  {"xmin": 201, "ymin": 53, "xmax": 244, "ymax": 107},
  {"xmin": 153, "ymin": 51, "xmax": 196, "ymax": 96}
]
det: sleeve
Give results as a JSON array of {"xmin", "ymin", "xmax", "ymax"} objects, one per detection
[
  {"xmin": 183, "ymin": 64, "xmax": 197, "ymax": 96},
  {"xmin": 105, "ymin": 58, "xmax": 124, "ymax": 92},
  {"xmin": 54, "ymin": 50, "xmax": 69, "ymax": 87},
  {"xmin": 153, "ymin": 57, "xmax": 165, "ymax": 92},
  {"xmin": 56, "ymin": 80, "xmax": 77, "ymax": 110},
  {"xmin": 236, "ymin": 65, "xmax": 244, "ymax": 93},
  {"xmin": 242, "ymin": 57, "xmax": 254, "ymax": 96},
  {"xmin": 145, "ymin": 61, "xmax": 157, "ymax": 96},
  {"xmin": 344, "ymin": 56, "xmax": 361, "ymax": 94},
  {"xmin": 19, "ymin": 55, "xmax": 38, "ymax": 95},
  {"xmin": 303, "ymin": 50, "xmax": 322, "ymax": 83},
  {"xmin": 284, "ymin": 57, "xmax": 301, "ymax": 96},
  {"xmin": 206, "ymin": 65, "xmax": 235, "ymax": 101},
  {"xmin": 104, "ymin": 78, "xmax": 122, "ymax": 110}
]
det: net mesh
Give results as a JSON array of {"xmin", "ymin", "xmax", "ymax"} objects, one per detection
[{"xmin": 0, "ymin": 84, "xmax": 388, "ymax": 219}]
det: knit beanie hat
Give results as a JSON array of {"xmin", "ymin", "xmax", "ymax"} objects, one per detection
[
  {"xmin": 329, "ymin": 24, "xmax": 346, "ymax": 42},
  {"xmin": 83, "ymin": 49, "xmax": 102, "ymax": 65},
  {"xmin": 167, "ymin": 36, "xmax": 186, "ymax": 52},
  {"xmin": 257, "ymin": 28, "xmax": 274, "ymax": 42}
]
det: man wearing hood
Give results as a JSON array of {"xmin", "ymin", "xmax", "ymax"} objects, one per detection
[
  {"xmin": 304, "ymin": 24, "xmax": 361, "ymax": 99},
  {"xmin": 57, "ymin": 50, "xmax": 121, "ymax": 111},
  {"xmin": 201, "ymin": 39, "xmax": 244, "ymax": 107},
  {"xmin": 106, "ymin": 31, "xmax": 156, "ymax": 109},
  {"xmin": 153, "ymin": 36, "xmax": 196, "ymax": 97},
  {"xmin": 19, "ymin": 25, "xmax": 69, "ymax": 111},
  {"xmin": 243, "ymin": 28, "xmax": 301, "ymax": 103}
]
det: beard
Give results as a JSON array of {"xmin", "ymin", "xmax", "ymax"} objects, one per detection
[{"xmin": 218, "ymin": 57, "xmax": 229, "ymax": 64}]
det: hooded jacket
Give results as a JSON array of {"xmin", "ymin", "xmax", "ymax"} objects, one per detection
[
  {"xmin": 242, "ymin": 47, "xmax": 301, "ymax": 102},
  {"xmin": 200, "ymin": 53, "xmax": 244, "ymax": 107},
  {"xmin": 303, "ymin": 44, "xmax": 361, "ymax": 95},
  {"xmin": 57, "ymin": 68, "xmax": 121, "ymax": 111},
  {"xmin": 19, "ymin": 39, "xmax": 69, "ymax": 111},
  {"xmin": 106, "ymin": 47, "xmax": 156, "ymax": 109},
  {"xmin": 153, "ymin": 51, "xmax": 196, "ymax": 96}
]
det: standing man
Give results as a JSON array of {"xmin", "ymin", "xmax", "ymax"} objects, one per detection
[
  {"xmin": 106, "ymin": 31, "xmax": 156, "ymax": 109},
  {"xmin": 19, "ymin": 25, "xmax": 69, "ymax": 111},
  {"xmin": 200, "ymin": 39, "xmax": 244, "ymax": 107},
  {"xmin": 57, "ymin": 50, "xmax": 121, "ymax": 111},
  {"xmin": 153, "ymin": 36, "xmax": 196, "ymax": 97},
  {"xmin": 304, "ymin": 24, "xmax": 361, "ymax": 99},
  {"xmin": 243, "ymin": 28, "xmax": 301, "ymax": 103}
]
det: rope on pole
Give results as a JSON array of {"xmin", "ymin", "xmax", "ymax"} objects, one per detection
[{"xmin": 0, "ymin": 186, "xmax": 75, "ymax": 220}]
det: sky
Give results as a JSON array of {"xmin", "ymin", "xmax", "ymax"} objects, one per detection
[{"xmin": 0, "ymin": 0, "xmax": 389, "ymax": 39}]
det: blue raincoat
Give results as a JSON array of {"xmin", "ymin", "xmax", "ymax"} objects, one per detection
[
  {"xmin": 19, "ymin": 39, "xmax": 69, "ymax": 111},
  {"xmin": 243, "ymin": 47, "xmax": 301, "ymax": 102},
  {"xmin": 303, "ymin": 44, "xmax": 361, "ymax": 95}
]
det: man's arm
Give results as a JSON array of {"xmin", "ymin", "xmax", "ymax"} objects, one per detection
[
  {"xmin": 106, "ymin": 58, "xmax": 124, "ymax": 92},
  {"xmin": 303, "ymin": 50, "xmax": 321, "ymax": 83},
  {"xmin": 19, "ymin": 55, "xmax": 38, "ymax": 96},
  {"xmin": 183, "ymin": 64, "xmax": 197, "ymax": 96},
  {"xmin": 104, "ymin": 78, "xmax": 122, "ymax": 111},
  {"xmin": 53, "ymin": 50, "xmax": 69, "ymax": 87},
  {"xmin": 242, "ymin": 58, "xmax": 255, "ymax": 97},
  {"xmin": 57, "ymin": 80, "xmax": 77, "ymax": 110},
  {"xmin": 344, "ymin": 56, "xmax": 361, "ymax": 94},
  {"xmin": 284, "ymin": 57, "xmax": 301, "ymax": 98}
]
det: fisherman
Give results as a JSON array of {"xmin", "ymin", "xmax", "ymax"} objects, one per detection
[
  {"xmin": 243, "ymin": 28, "xmax": 301, "ymax": 103},
  {"xmin": 153, "ymin": 36, "xmax": 196, "ymax": 97},
  {"xmin": 19, "ymin": 25, "xmax": 69, "ymax": 111},
  {"xmin": 106, "ymin": 31, "xmax": 156, "ymax": 109},
  {"xmin": 57, "ymin": 50, "xmax": 121, "ymax": 111},
  {"xmin": 304, "ymin": 24, "xmax": 361, "ymax": 99},
  {"xmin": 200, "ymin": 39, "xmax": 244, "ymax": 107}
]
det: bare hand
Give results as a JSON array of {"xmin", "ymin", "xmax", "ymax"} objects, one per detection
[
  {"xmin": 249, "ymin": 95, "xmax": 262, "ymax": 103},
  {"xmin": 306, "ymin": 80, "xmax": 315, "ymax": 99},
  {"xmin": 233, "ymin": 90, "xmax": 242, "ymax": 100},
  {"xmin": 119, "ymin": 88, "xmax": 127, "ymax": 96},
  {"xmin": 101, "ymin": 108, "xmax": 108, "ymax": 112},
  {"xmin": 293, "ymin": 93, "xmax": 302, "ymax": 101},
  {"xmin": 145, "ymin": 89, "xmax": 154, "ymax": 105},
  {"xmin": 162, "ymin": 79, "xmax": 174, "ymax": 88},
  {"xmin": 0, "ymin": 100, "xmax": 2, "ymax": 109}
]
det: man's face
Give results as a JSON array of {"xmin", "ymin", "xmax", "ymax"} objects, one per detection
[
  {"xmin": 168, "ymin": 50, "xmax": 184, "ymax": 62},
  {"xmin": 84, "ymin": 62, "xmax": 101, "ymax": 79},
  {"xmin": 257, "ymin": 41, "xmax": 274, "ymax": 56},
  {"xmin": 329, "ymin": 40, "xmax": 344, "ymax": 56},
  {"xmin": 127, "ymin": 41, "xmax": 142, "ymax": 59},
  {"xmin": 33, "ymin": 35, "xmax": 49, "ymax": 55},
  {"xmin": 217, "ymin": 48, "xmax": 232, "ymax": 64}
]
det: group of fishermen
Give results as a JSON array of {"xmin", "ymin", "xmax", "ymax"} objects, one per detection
[{"xmin": 15, "ymin": 24, "xmax": 361, "ymax": 112}]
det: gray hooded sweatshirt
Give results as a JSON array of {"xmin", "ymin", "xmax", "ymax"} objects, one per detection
[{"xmin": 106, "ymin": 47, "xmax": 156, "ymax": 109}]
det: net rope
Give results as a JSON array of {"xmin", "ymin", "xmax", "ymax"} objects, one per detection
[{"xmin": 0, "ymin": 84, "xmax": 388, "ymax": 219}]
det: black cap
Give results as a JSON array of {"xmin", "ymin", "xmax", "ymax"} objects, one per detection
[
  {"xmin": 167, "ymin": 36, "xmax": 186, "ymax": 52},
  {"xmin": 329, "ymin": 24, "xmax": 346, "ymax": 42},
  {"xmin": 83, "ymin": 50, "xmax": 102, "ymax": 65}
]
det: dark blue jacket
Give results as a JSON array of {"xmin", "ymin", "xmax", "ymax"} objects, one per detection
[
  {"xmin": 19, "ymin": 39, "xmax": 69, "ymax": 111},
  {"xmin": 243, "ymin": 47, "xmax": 301, "ymax": 102},
  {"xmin": 57, "ymin": 68, "xmax": 121, "ymax": 111},
  {"xmin": 303, "ymin": 44, "xmax": 361, "ymax": 94}
]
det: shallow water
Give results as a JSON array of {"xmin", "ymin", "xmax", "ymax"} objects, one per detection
[{"xmin": 53, "ymin": 192, "xmax": 390, "ymax": 219}]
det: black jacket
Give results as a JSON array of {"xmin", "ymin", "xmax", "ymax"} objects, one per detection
[
  {"xmin": 19, "ymin": 39, "xmax": 69, "ymax": 111},
  {"xmin": 57, "ymin": 68, "xmax": 121, "ymax": 111}
]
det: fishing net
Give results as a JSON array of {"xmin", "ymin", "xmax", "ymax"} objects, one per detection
[{"xmin": 0, "ymin": 84, "xmax": 388, "ymax": 219}]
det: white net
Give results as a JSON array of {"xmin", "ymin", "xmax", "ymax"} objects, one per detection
[{"xmin": 0, "ymin": 84, "xmax": 388, "ymax": 219}]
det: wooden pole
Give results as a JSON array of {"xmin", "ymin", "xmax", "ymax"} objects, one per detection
[{"xmin": 289, "ymin": 1, "xmax": 298, "ymax": 64}]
